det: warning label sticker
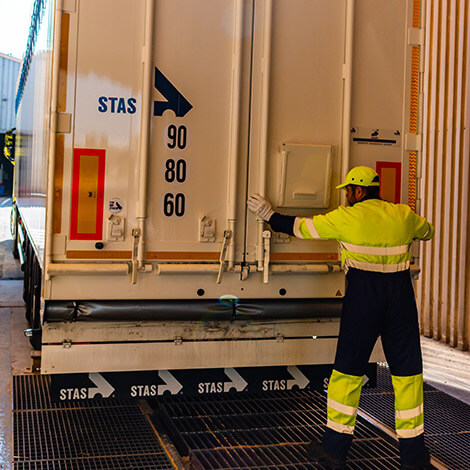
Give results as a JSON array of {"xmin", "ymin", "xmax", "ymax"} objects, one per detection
[
  {"xmin": 351, "ymin": 127, "xmax": 401, "ymax": 147},
  {"xmin": 108, "ymin": 198, "xmax": 124, "ymax": 214}
]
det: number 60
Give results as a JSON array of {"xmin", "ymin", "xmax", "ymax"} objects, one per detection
[{"xmin": 164, "ymin": 193, "xmax": 185, "ymax": 217}]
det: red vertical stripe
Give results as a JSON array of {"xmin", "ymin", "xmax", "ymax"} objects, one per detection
[
  {"xmin": 70, "ymin": 148, "xmax": 106, "ymax": 240},
  {"xmin": 376, "ymin": 161, "xmax": 402, "ymax": 204}
]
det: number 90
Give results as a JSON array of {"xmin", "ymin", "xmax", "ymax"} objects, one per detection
[{"xmin": 167, "ymin": 125, "xmax": 187, "ymax": 150}]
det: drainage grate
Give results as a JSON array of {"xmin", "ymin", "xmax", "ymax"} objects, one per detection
[
  {"xmin": 14, "ymin": 374, "xmax": 62, "ymax": 410},
  {"xmin": 160, "ymin": 401, "xmax": 388, "ymax": 453},
  {"xmin": 419, "ymin": 391, "xmax": 470, "ymax": 435},
  {"xmin": 189, "ymin": 440, "xmax": 401, "ymax": 470},
  {"xmin": 14, "ymin": 406, "xmax": 163, "ymax": 460},
  {"xmin": 161, "ymin": 392, "xmax": 325, "ymax": 417},
  {"xmin": 13, "ymin": 369, "xmax": 468, "ymax": 469},
  {"xmin": 13, "ymin": 374, "xmax": 133, "ymax": 410},
  {"xmin": 13, "ymin": 454, "xmax": 175, "ymax": 470},
  {"xmin": 156, "ymin": 389, "xmax": 401, "ymax": 469},
  {"xmin": 190, "ymin": 440, "xmax": 401, "ymax": 470},
  {"xmin": 13, "ymin": 375, "xmax": 177, "ymax": 470},
  {"xmin": 363, "ymin": 364, "xmax": 436, "ymax": 395},
  {"xmin": 190, "ymin": 448, "xmax": 311, "ymax": 470},
  {"xmin": 359, "ymin": 393, "xmax": 395, "ymax": 428},
  {"xmin": 424, "ymin": 434, "xmax": 470, "ymax": 470},
  {"xmin": 360, "ymin": 365, "xmax": 470, "ymax": 470}
]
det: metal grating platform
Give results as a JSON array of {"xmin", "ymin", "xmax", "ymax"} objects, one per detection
[
  {"xmin": 363, "ymin": 364, "xmax": 437, "ymax": 394},
  {"xmin": 13, "ymin": 455, "xmax": 175, "ymax": 470},
  {"xmin": 360, "ymin": 365, "xmax": 470, "ymax": 470},
  {"xmin": 155, "ymin": 390, "xmax": 402, "ymax": 469},
  {"xmin": 13, "ymin": 375, "xmax": 177, "ymax": 470},
  {"xmin": 190, "ymin": 445, "xmax": 315, "ymax": 470},
  {"xmin": 189, "ymin": 440, "xmax": 401, "ymax": 470},
  {"xmin": 12, "ymin": 368, "xmax": 468, "ymax": 469},
  {"xmin": 13, "ymin": 373, "xmax": 133, "ymax": 410}
]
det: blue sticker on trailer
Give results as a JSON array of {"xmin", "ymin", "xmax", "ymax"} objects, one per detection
[
  {"xmin": 153, "ymin": 66, "xmax": 193, "ymax": 117},
  {"xmin": 50, "ymin": 364, "xmax": 377, "ymax": 402}
]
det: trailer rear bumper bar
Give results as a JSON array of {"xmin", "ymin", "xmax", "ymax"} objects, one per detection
[{"xmin": 45, "ymin": 298, "xmax": 343, "ymax": 322}]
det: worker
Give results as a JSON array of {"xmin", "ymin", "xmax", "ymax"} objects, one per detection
[{"xmin": 247, "ymin": 166, "xmax": 435, "ymax": 470}]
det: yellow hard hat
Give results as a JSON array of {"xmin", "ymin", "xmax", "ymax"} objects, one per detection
[{"xmin": 336, "ymin": 166, "xmax": 380, "ymax": 189}]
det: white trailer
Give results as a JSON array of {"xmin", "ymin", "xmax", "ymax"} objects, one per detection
[{"xmin": 12, "ymin": 0, "xmax": 423, "ymax": 388}]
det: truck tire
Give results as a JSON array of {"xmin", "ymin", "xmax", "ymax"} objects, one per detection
[
  {"xmin": 10, "ymin": 207, "xmax": 19, "ymax": 259},
  {"xmin": 29, "ymin": 330, "xmax": 42, "ymax": 351}
]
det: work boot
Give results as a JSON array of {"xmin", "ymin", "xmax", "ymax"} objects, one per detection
[
  {"xmin": 306, "ymin": 441, "xmax": 346, "ymax": 469},
  {"xmin": 400, "ymin": 450, "xmax": 437, "ymax": 469},
  {"xmin": 400, "ymin": 464, "xmax": 437, "ymax": 469}
]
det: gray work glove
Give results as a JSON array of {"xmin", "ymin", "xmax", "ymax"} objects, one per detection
[{"xmin": 247, "ymin": 194, "xmax": 275, "ymax": 221}]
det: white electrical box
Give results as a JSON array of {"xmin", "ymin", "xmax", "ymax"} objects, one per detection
[{"xmin": 277, "ymin": 143, "xmax": 332, "ymax": 209}]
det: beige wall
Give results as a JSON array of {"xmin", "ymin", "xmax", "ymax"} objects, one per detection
[{"xmin": 418, "ymin": 0, "xmax": 470, "ymax": 350}]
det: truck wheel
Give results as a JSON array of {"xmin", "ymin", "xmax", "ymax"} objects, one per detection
[
  {"xmin": 29, "ymin": 330, "xmax": 42, "ymax": 351},
  {"xmin": 29, "ymin": 296, "xmax": 42, "ymax": 350},
  {"xmin": 11, "ymin": 208, "xmax": 19, "ymax": 259},
  {"xmin": 25, "ymin": 307, "xmax": 33, "ymax": 325}
]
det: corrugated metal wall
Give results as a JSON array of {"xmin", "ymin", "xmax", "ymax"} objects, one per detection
[
  {"xmin": 0, "ymin": 53, "xmax": 21, "ymax": 133},
  {"xmin": 418, "ymin": 0, "xmax": 470, "ymax": 350}
]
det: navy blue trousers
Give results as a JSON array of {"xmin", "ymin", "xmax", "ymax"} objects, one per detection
[{"xmin": 322, "ymin": 268, "xmax": 426, "ymax": 466}]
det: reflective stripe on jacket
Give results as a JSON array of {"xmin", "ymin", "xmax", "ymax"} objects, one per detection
[{"xmin": 293, "ymin": 199, "xmax": 434, "ymax": 273}]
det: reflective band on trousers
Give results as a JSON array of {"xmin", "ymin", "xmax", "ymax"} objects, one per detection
[
  {"xmin": 340, "ymin": 241, "xmax": 410, "ymax": 256},
  {"xmin": 327, "ymin": 418, "xmax": 355, "ymax": 435},
  {"xmin": 395, "ymin": 404, "xmax": 423, "ymax": 420},
  {"xmin": 396, "ymin": 424, "xmax": 424, "ymax": 439},
  {"xmin": 327, "ymin": 370, "xmax": 363, "ymax": 435},
  {"xmin": 344, "ymin": 259, "xmax": 410, "ymax": 273},
  {"xmin": 327, "ymin": 397, "xmax": 358, "ymax": 417},
  {"xmin": 392, "ymin": 373, "xmax": 424, "ymax": 439}
]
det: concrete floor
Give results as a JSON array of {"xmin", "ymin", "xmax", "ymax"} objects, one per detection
[
  {"xmin": 0, "ymin": 196, "xmax": 30, "ymax": 470},
  {"xmin": 0, "ymin": 281, "xmax": 32, "ymax": 470},
  {"xmin": 421, "ymin": 336, "xmax": 470, "ymax": 405}
]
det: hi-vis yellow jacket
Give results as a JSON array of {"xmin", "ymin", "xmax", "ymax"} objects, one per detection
[{"xmin": 293, "ymin": 199, "xmax": 434, "ymax": 272}]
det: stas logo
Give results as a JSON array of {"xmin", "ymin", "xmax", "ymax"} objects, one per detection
[{"xmin": 98, "ymin": 96, "xmax": 137, "ymax": 114}]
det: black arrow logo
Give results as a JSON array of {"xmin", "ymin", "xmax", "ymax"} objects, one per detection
[{"xmin": 154, "ymin": 66, "xmax": 193, "ymax": 117}]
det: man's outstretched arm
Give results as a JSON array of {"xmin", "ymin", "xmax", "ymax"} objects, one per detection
[
  {"xmin": 248, "ymin": 193, "xmax": 340, "ymax": 241},
  {"xmin": 247, "ymin": 194, "xmax": 295, "ymax": 235}
]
